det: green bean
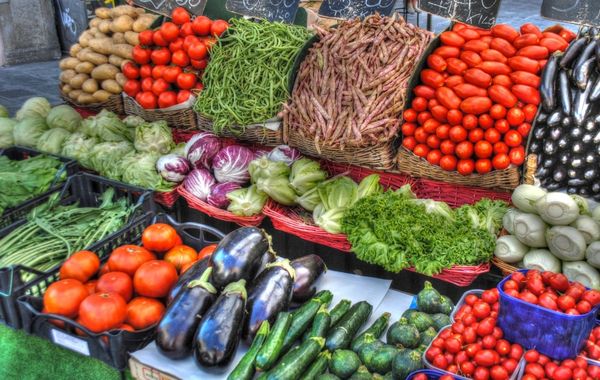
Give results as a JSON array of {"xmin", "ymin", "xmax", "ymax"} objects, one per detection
[{"xmin": 194, "ymin": 18, "xmax": 311, "ymax": 134}]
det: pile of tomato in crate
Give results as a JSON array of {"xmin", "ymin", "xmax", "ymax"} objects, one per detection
[{"xmin": 423, "ymin": 270, "xmax": 600, "ymax": 380}]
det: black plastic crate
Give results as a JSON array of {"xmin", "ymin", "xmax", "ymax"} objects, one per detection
[
  {"xmin": 17, "ymin": 214, "xmax": 224, "ymax": 370},
  {"xmin": 0, "ymin": 146, "xmax": 79, "ymax": 231},
  {"xmin": 0, "ymin": 173, "xmax": 156, "ymax": 329}
]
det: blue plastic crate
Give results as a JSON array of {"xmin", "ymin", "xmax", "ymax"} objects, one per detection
[
  {"xmin": 407, "ymin": 369, "xmax": 454, "ymax": 379},
  {"xmin": 497, "ymin": 269, "xmax": 600, "ymax": 360}
]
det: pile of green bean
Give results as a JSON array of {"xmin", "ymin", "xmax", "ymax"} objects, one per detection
[
  {"xmin": 194, "ymin": 18, "xmax": 311, "ymax": 134},
  {"xmin": 0, "ymin": 189, "xmax": 136, "ymax": 277}
]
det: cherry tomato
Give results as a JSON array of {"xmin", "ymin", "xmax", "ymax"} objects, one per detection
[
  {"xmin": 158, "ymin": 91, "xmax": 177, "ymax": 108},
  {"xmin": 475, "ymin": 159, "xmax": 492, "ymax": 174},
  {"xmin": 456, "ymin": 141, "xmax": 474, "ymax": 159},
  {"xmin": 414, "ymin": 144, "xmax": 430, "ymax": 158},
  {"xmin": 171, "ymin": 7, "xmax": 190, "ymax": 25},
  {"xmin": 506, "ymin": 108, "xmax": 525, "ymax": 126},
  {"xmin": 479, "ymin": 114, "xmax": 494, "ymax": 129},
  {"xmin": 436, "ymin": 124, "xmax": 451, "ymax": 139},
  {"xmin": 449, "ymin": 125, "xmax": 468, "ymax": 142},
  {"xmin": 188, "ymin": 42, "xmax": 208, "ymax": 60},
  {"xmin": 463, "ymin": 114, "xmax": 479, "ymax": 130},
  {"xmin": 489, "ymin": 104, "xmax": 507, "ymax": 120},
  {"xmin": 176, "ymin": 73, "xmax": 197, "ymax": 90},
  {"xmin": 517, "ymin": 122, "xmax": 532, "ymax": 137},
  {"xmin": 403, "ymin": 136, "xmax": 417, "ymax": 151},
  {"xmin": 412, "ymin": 97, "xmax": 428, "ymax": 112},
  {"xmin": 504, "ymin": 130, "xmax": 522, "ymax": 147},
  {"xmin": 509, "ymin": 146, "xmax": 525, "ymax": 165},
  {"xmin": 494, "ymin": 119, "xmax": 510, "ymax": 134},
  {"xmin": 484, "ymin": 128, "xmax": 501, "ymax": 144},
  {"xmin": 427, "ymin": 149, "xmax": 443, "ymax": 165},
  {"xmin": 469, "ymin": 128, "xmax": 484, "ymax": 143},
  {"xmin": 440, "ymin": 155, "xmax": 458, "ymax": 171},
  {"xmin": 427, "ymin": 134, "xmax": 441, "ymax": 149},
  {"xmin": 211, "ymin": 19, "xmax": 229, "ymax": 37},
  {"xmin": 171, "ymin": 50, "xmax": 190, "ymax": 67},
  {"xmin": 493, "ymin": 142, "xmax": 509, "ymax": 155}
]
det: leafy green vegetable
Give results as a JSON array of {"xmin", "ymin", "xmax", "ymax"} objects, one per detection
[
  {"xmin": 84, "ymin": 109, "xmax": 131, "ymax": 142},
  {"xmin": 314, "ymin": 204, "xmax": 346, "ymax": 234},
  {"xmin": 249, "ymin": 156, "xmax": 290, "ymax": 183},
  {"xmin": 15, "ymin": 97, "xmax": 51, "ymax": 121},
  {"xmin": 290, "ymin": 158, "xmax": 327, "ymax": 195},
  {"xmin": 0, "ymin": 118, "xmax": 16, "ymax": 148},
  {"xmin": 88, "ymin": 141, "xmax": 134, "ymax": 175},
  {"xmin": 318, "ymin": 176, "xmax": 358, "ymax": 211},
  {"xmin": 61, "ymin": 133, "xmax": 97, "ymax": 168},
  {"xmin": 256, "ymin": 176, "xmax": 297, "ymax": 206},
  {"xmin": 0, "ymin": 104, "xmax": 8, "ymax": 118},
  {"xmin": 12, "ymin": 117, "xmax": 48, "ymax": 147},
  {"xmin": 37, "ymin": 128, "xmax": 71, "ymax": 155},
  {"xmin": 46, "ymin": 105, "xmax": 81, "ymax": 132},
  {"xmin": 341, "ymin": 188, "xmax": 504, "ymax": 275},
  {"xmin": 357, "ymin": 174, "xmax": 383, "ymax": 199},
  {"xmin": 134, "ymin": 120, "xmax": 174, "ymax": 155},
  {"xmin": 121, "ymin": 152, "xmax": 175, "ymax": 191},
  {"xmin": 227, "ymin": 185, "xmax": 268, "ymax": 216}
]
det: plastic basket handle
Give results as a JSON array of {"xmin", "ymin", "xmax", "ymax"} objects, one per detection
[
  {"xmin": 49, "ymin": 163, "xmax": 68, "ymax": 188},
  {"xmin": 152, "ymin": 214, "xmax": 225, "ymax": 246}
]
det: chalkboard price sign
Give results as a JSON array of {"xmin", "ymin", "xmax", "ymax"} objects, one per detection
[
  {"xmin": 133, "ymin": 0, "xmax": 208, "ymax": 17},
  {"xmin": 318, "ymin": 0, "xmax": 396, "ymax": 19},
  {"xmin": 225, "ymin": 0, "xmax": 301, "ymax": 23},
  {"xmin": 541, "ymin": 0, "xmax": 600, "ymax": 26},
  {"xmin": 417, "ymin": 0, "xmax": 501, "ymax": 28},
  {"xmin": 55, "ymin": 0, "xmax": 88, "ymax": 53}
]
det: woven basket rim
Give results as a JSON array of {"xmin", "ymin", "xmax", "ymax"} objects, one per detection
[{"xmin": 58, "ymin": 85, "xmax": 121, "ymax": 109}]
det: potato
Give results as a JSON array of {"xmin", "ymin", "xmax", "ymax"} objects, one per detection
[
  {"xmin": 59, "ymin": 69, "xmax": 76, "ymax": 84},
  {"xmin": 108, "ymin": 54, "xmax": 124, "ymax": 67},
  {"xmin": 115, "ymin": 73, "xmax": 127, "ymax": 87},
  {"xmin": 88, "ymin": 27, "xmax": 99, "ymax": 35},
  {"xmin": 69, "ymin": 90, "xmax": 83, "ymax": 100},
  {"xmin": 91, "ymin": 64, "xmax": 119, "ymax": 81},
  {"xmin": 101, "ymin": 79, "xmax": 122, "ymax": 94},
  {"xmin": 89, "ymin": 17, "xmax": 102, "ymax": 28},
  {"xmin": 69, "ymin": 73, "xmax": 90, "ymax": 89},
  {"xmin": 112, "ymin": 32, "xmax": 126, "ymax": 44},
  {"xmin": 69, "ymin": 43, "xmax": 83, "ymax": 57},
  {"xmin": 95, "ymin": 7, "xmax": 112, "ymax": 19},
  {"xmin": 75, "ymin": 61, "xmax": 95, "ymax": 74},
  {"xmin": 94, "ymin": 32, "xmax": 108, "ymax": 39},
  {"xmin": 59, "ymin": 57, "xmax": 80, "ymax": 70},
  {"xmin": 62, "ymin": 84, "xmax": 73, "ymax": 94},
  {"xmin": 111, "ymin": 5, "xmax": 138, "ymax": 18},
  {"xmin": 111, "ymin": 44, "xmax": 133, "ymax": 60},
  {"xmin": 98, "ymin": 20, "xmax": 112, "ymax": 34},
  {"xmin": 93, "ymin": 90, "xmax": 113, "ymax": 103},
  {"xmin": 124, "ymin": 31, "xmax": 139, "ymax": 46},
  {"xmin": 89, "ymin": 38, "xmax": 114, "ymax": 55},
  {"xmin": 77, "ymin": 93, "xmax": 96, "ymax": 104},
  {"xmin": 134, "ymin": 7, "xmax": 146, "ymax": 16},
  {"xmin": 82, "ymin": 78, "xmax": 99, "ymax": 94},
  {"xmin": 133, "ymin": 14, "xmax": 157, "ymax": 32},
  {"xmin": 78, "ymin": 31, "xmax": 93, "ymax": 47},
  {"xmin": 77, "ymin": 49, "xmax": 108, "ymax": 65},
  {"xmin": 111, "ymin": 15, "xmax": 134, "ymax": 33}
]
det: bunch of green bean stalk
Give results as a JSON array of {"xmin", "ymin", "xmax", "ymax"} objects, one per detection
[
  {"xmin": 194, "ymin": 18, "xmax": 311, "ymax": 134},
  {"xmin": 0, "ymin": 189, "xmax": 137, "ymax": 278}
]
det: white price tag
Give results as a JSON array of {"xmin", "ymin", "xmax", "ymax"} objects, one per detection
[{"xmin": 51, "ymin": 329, "xmax": 91, "ymax": 356}]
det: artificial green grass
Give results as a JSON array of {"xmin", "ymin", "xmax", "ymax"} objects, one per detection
[{"xmin": 0, "ymin": 324, "xmax": 125, "ymax": 380}]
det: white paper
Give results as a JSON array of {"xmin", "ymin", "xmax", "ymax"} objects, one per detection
[
  {"xmin": 130, "ymin": 270, "xmax": 393, "ymax": 380},
  {"xmin": 361, "ymin": 289, "xmax": 417, "ymax": 337}
]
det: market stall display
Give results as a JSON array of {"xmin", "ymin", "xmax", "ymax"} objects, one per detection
[
  {"xmin": 195, "ymin": 17, "xmax": 312, "ymax": 145},
  {"xmin": 284, "ymin": 14, "xmax": 432, "ymax": 170},
  {"xmin": 58, "ymin": 5, "xmax": 157, "ymax": 113},
  {"xmin": 397, "ymin": 23, "xmax": 574, "ymax": 190},
  {"xmin": 529, "ymin": 27, "xmax": 600, "ymax": 201}
]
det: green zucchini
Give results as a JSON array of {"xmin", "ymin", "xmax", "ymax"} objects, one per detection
[
  {"xmin": 357, "ymin": 336, "xmax": 383, "ymax": 365},
  {"xmin": 439, "ymin": 296, "xmax": 454, "ymax": 315},
  {"xmin": 386, "ymin": 318, "xmax": 420, "ymax": 348},
  {"xmin": 317, "ymin": 374, "xmax": 341, "ymax": 380},
  {"xmin": 351, "ymin": 312, "xmax": 390, "ymax": 352},
  {"xmin": 416, "ymin": 281, "xmax": 443, "ymax": 314},
  {"xmin": 329, "ymin": 299, "xmax": 352, "ymax": 327},
  {"xmin": 256, "ymin": 311, "xmax": 292, "ymax": 371},
  {"xmin": 382, "ymin": 372, "xmax": 393, "ymax": 380},
  {"xmin": 419, "ymin": 327, "xmax": 437, "ymax": 346},
  {"xmin": 430, "ymin": 313, "xmax": 452, "ymax": 331},
  {"xmin": 281, "ymin": 294, "xmax": 327, "ymax": 352},
  {"xmin": 329, "ymin": 349, "xmax": 361, "ymax": 379},
  {"xmin": 401, "ymin": 308, "xmax": 418, "ymax": 321},
  {"xmin": 227, "ymin": 321, "xmax": 269, "ymax": 380},
  {"xmin": 314, "ymin": 290, "xmax": 334, "ymax": 306},
  {"xmin": 306, "ymin": 305, "xmax": 331, "ymax": 339},
  {"xmin": 325, "ymin": 301, "xmax": 372, "ymax": 351},
  {"xmin": 392, "ymin": 349, "xmax": 423, "ymax": 380},
  {"xmin": 265, "ymin": 337, "xmax": 325, "ymax": 380},
  {"xmin": 348, "ymin": 366, "xmax": 372, "ymax": 380},
  {"xmin": 301, "ymin": 350, "xmax": 331, "ymax": 380},
  {"xmin": 365, "ymin": 344, "xmax": 397, "ymax": 375},
  {"xmin": 407, "ymin": 311, "xmax": 434, "ymax": 332}
]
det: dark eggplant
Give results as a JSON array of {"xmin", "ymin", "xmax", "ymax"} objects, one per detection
[
  {"xmin": 244, "ymin": 260, "xmax": 295, "ymax": 343},
  {"xmin": 572, "ymin": 141, "xmax": 585, "ymax": 154},
  {"xmin": 584, "ymin": 119, "xmax": 596, "ymax": 132},
  {"xmin": 571, "ymin": 126, "xmax": 584, "ymax": 139},
  {"xmin": 560, "ymin": 37, "xmax": 588, "ymax": 68},
  {"xmin": 590, "ymin": 76, "xmax": 600, "ymax": 102},
  {"xmin": 579, "ymin": 187, "xmax": 591, "ymax": 197},
  {"xmin": 592, "ymin": 182, "xmax": 600, "ymax": 193},
  {"xmin": 534, "ymin": 126, "xmax": 547, "ymax": 140},
  {"xmin": 568, "ymin": 178, "xmax": 588, "ymax": 187},
  {"xmin": 586, "ymin": 152, "xmax": 597, "ymax": 165},
  {"xmin": 573, "ymin": 38, "xmax": 597, "ymax": 79},
  {"xmin": 584, "ymin": 168, "xmax": 598, "ymax": 181},
  {"xmin": 574, "ymin": 57, "xmax": 595, "ymax": 90},
  {"xmin": 567, "ymin": 186, "xmax": 578, "ymax": 194},
  {"xmin": 543, "ymin": 140, "xmax": 558, "ymax": 155},
  {"xmin": 254, "ymin": 250, "xmax": 277, "ymax": 278},
  {"xmin": 558, "ymin": 71, "xmax": 572, "ymax": 115},
  {"xmin": 573, "ymin": 79, "xmax": 594, "ymax": 126},
  {"xmin": 553, "ymin": 166, "xmax": 567, "ymax": 183},
  {"xmin": 548, "ymin": 126, "xmax": 563, "ymax": 141},
  {"xmin": 157, "ymin": 268, "xmax": 217, "ymax": 359},
  {"xmin": 541, "ymin": 53, "xmax": 559, "ymax": 112},
  {"xmin": 594, "ymin": 130, "xmax": 600, "ymax": 144},
  {"xmin": 568, "ymin": 168, "xmax": 580, "ymax": 179},
  {"xmin": 194, "ymin": 279, "xmax": 247, "ymax": 367},
  {"xmin": 529, "ymin": 141, "xmax": 541, "ymax": 154},
  {"xmin": 557, "ymin": 137, "xmax": 570, "ymax": 150},
  {"xmin": 547, "ymin": 182, "xmax": 562, "ymax": 191},
  {"xmin": 571, "ymin": 156, "xmax": 585, "ymax": 168},
  {"xmin": 547, "ymin": 111, "xmax": 563, "ymax": 127},
  {"xmin": 582, "ymin": 133, "xmax": 593, "ymax": 145},
  {"xmin": 209, "ymin": 227, "xmax": 274, "ymax": 289},
  {"xmin": 537, "ymin": 113, "xmax": 548, "ymax": 123},
  {"xmin": 291, "ymin": 254, "xmax": 327, "ymax": 303},
  {"xmin": 536, "ymin": 166, "xmax": 551, "ymax": 179},
  {"xmin": 562, "ymin": 116, "xmax": 573, "ymax": 128},
  {"xmin": 167, "ymin": 256, "xmax": 211, "ymax": 305}
]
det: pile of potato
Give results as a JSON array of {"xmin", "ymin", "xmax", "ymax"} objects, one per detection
[{"xmin": 59, "ymin": 5, "xmax": 157, "ymax": 105}]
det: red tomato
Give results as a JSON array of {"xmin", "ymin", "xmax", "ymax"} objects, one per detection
[
  {"xmin": 484, "ymin": 128, "xmax": 501, "ymax": 144},
  {"xmin": 141, "ymin": 77, "xmax": 153, "ymax": 92},
  {"xmin": 108, "ymin": 245, "xmax": 156, "ymax": 277},
  {"xmin": 436, "ymin": 124, "xmax": 451, "ymax": 139},
  {"xmin": 171, "ymin": 7, "xmax": 190, "ymax": 25},
  {"xmin": 79, "ymin": 293, "xmax": 127, "ymax": 333},
  {"xmin": 140, "ymin": 64, "xmax": 152, "ymax": 78},
  {"xmin": 43, "ymin": 279, "xmax": 88, "ymax": 318},
  {"xmin": 176, "ymin": 73, "xmax": 197, "ymax": 90},
  {"xmin": 132, "ymin": 46, "xmax": 151, "ymax": 65},
  {"xmin": 474, "ymin": 140, "xmax": 493, "ymax": 158},
  {"xmin": 152, "ymin": 65, "xmax": 167, "ymax": 80},
  {"xmin": 151, "ymin": 48, "xmax": 171, "ymax": 65},
  {"xmin": 474, "ymin": 349, "xmax": 498, "ymax": 367},
  {"xmin": 153, "ymin": 30, "xmax": 169, "ymax": 47},
  {"xmin": 138, "ymin": 30, "xmax": 154, "ymax": 46},
  {"xmin": 192, "ymin": 16, "xmax": 212, "ymax": 36},
  {"xmin": 456, "ymin": 141, "xmax": 474, "ymax": 159},
  {"xmin": 509, "ymin": 146, "xmax": 525, "ymax": 165},
  {"xmin": 469, "ymin": 128, "xmax": 484, "ymax": 143},
  {"xmin": 163, "ymin": 66, "xmax": 182, "ymax": 83},
  {"xmin": 126, "ymin": 297, "xmax": 165, "ymax": 330},
  {"xmin": 412, "ymin": 97, "xmax": 428, "ymax": 112},
  {"xmin": 417, "ymin": 111, "xmax": 432, "ymax": 125},
  {"xmin": 440, "ymin": 155, "xmax": 458, "ymax": 171},
  {"xmin": 96, "ymin": 272, "xmax": 133, "ymax": 302},
  {"xmin": 475, "ymin": 159, "xmax": 492, "ymax": 174},
  {"xmin": 402, "ymin": 122, "xmax": 417, "ymax": 136},
  {"xmin": 492, "ymin": 154, "xmax": 510, "ymax": 170},
  {"xmin": 137, "ymin": 91, "xmax": 157, "ymax": 109},
  {"xmin": 462, "ymin": 114, "xmax": 478, "ymax": 130},
  {"xmin": 122, "ymin": 62, "xmax": 140, "ymax": 79},
  {"xmin": 506, "ymin": 108, "xmax": 525, "ymax": 126},
  {"xmin": 158, "ymin": 91, "xmax": 178, "ymax": 108},
  {"xmin": 188, "ymin": 42, "xmax": 208, "ymax": 60},
  {"xmin": 160, "ymin": 22, "xmax": 179, "ymax": 42},
  {"xmin": 403, "ymin": 137, "xmax": 417, "ymax": 151},
  {"xmin": 427, "ymin": 149, "xmax": 443, "ymax": 165},
  {"xmin": 183, "ymin": 35, "xmax": 200, "ymax": 51},
  {"xmin": 142, "ymin": 223, "xmax": 181, "ymax": 252},
  {"xmin": 490, "ymin": 365, "xmax": 509, "ymax": 380},
  {"xmin": 169, "ymin": 38, "xmax": 184, "ymax": 52},
  {"xmin": 59, "ymin": 251, "xmax": 100, "ymax": 283},
  {"xmin": 133, "ymin": 260, "xmax": 178, "ymax": 298},
  {"xmin": 404, "ymin": 109, "xmax": 417, "ymax": 123},
  {"xmin": 449, "ymin": 125, "xmax": 468, "ymax": 142},
  {"xmin": 180, "ymin": 22, "xmax": 194, "ymax": 37},
  {"xmin": 522, "ymin": 104, "xmax": 537, "ymax": 122},
  {"xmin": 494, "ymin": 119, "xmax": 510, "ymax": 134},
  {"xmin": 164, "ymin": 245, "xmax": 197, "ymax": 272},
  {"xmin": 517, "ymin": 122, "xmax": 531, "ymax": 137},
  {"xmin": 171, "ymin": 50, "xmax": 190, "ymax": 67},
  {"xmin": 489, "ymin": 104, "xmax": 506, "ymax": 120},
  {"xmin": 447, "ymin": 109, "xmax": 463, "ymax": 125},
  {"xmin": 211, "ymin": 19, "xmax": 229, "ymax": 37},
  {"xmin": 457, "ymin": 159, "xmax": 475, "ymax": 175},
  {"xmin": 427, "ymin": 134, "xmax": 441, "ymax": 149},
  {"xmin": 413, "ymin": 144, "xmax": 430, "ymax": 158},
  {"xmin": 479, "ymin": 114, "xmax": 494, "ymax": 129},
  {"xmin": 504, "ymin": 130, "xmax": 522, "ymax": 147},
  {"xmin": 151, "ymin": 78, "xmax": 170, "ymax": 96},
  {"xmin": 440, "ymin": 140, "xmax": 456, "ymax": 155}
]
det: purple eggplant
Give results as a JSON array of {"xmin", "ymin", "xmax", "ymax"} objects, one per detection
[
  {"xmin": 540, "ymin": 53, "xmax": 559, "ymax": 112},
  {"xmin": 243, "ymin": 260, "xmax": 295, "ymax": 343},
  {"xmin": 291, "ymin": 254, "xmax": 327, "ymax": 303},
  {"xmin": 560, "ymin": 36, "xmax": 587, "ymax": 68},
  {"xmin": 167, "ymin": 256, "xmax": 211, "ymax": 305},
  {"xmin": 209, "ymin": 227, "xmax": 274, "ymax": 289},
  {"xmin": 194, "ymin": 279, "xmax": 247, "ymax": 367},
  {"xmin": 157, "ymin": 268, "xmax": 217, "ymax": 359},
  {"xmin": 254, "ymin": 250, "xmax": 277, "ymax": 279}
]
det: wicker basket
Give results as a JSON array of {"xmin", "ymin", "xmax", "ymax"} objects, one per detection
[
  {"xmin": 154, "ymin": 189, "xmax": 179, "ymax": 209},
  {"xmin": 407, "ymin": 264, "xmax": 491, "ymax": 287},
  {"xmin": 177, "ymin": 185, "xmax": 265, "ymax": 227},
  {"xmin": 523, "ymin": 154, "xmax": 538, "ymax": 185},
  {"xmin": 492, "ymin": 257, "xmax": 519, "ymax": 276},
  {"xmin": 196, "ymin": 112, "xmax": 283, "ymax": 146},
  {"xmin": 415, "ymin": 178, "xmax": 512, "ymax": 207},
  {"xmin": 397, "ymin": 148, "xmax": 521, "ymax": 192},
  {"xmin": 123, "ymin": 95, "xmax": 197, "ymax": 131},
  {"xmin": 59, "ymin": 86, "xmax": 124, "ymax": 115}
]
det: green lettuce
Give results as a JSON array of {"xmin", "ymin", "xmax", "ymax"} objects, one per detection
[
  {"xmin": 12, "ymin": 117, "xmax": 48, "ymax": 147},
  {"xmin": 227, "ymin": 185, "xmax": 268, "ymax": 216},
  {"xmin": 0, "ymin": 118, "xmax": 16, "ymax": 148},
  {"xmin": 248, "ymin": 157, "xmax": 290, "ymax": 183},
  {"xmin": 61, "ymin": 133, "xmax": 97, "ymax": 168},
  {"xmin": 37, "ymin": 128, "xmax": 71, "ymax": 155},
  {"xmin": 289, "ymin": 158, "xmax": 327, "ymax": 195},
  {"xmin": 15, "ymin": 97, "xmax": 51, "ymax": 121},
  {"xmin": 317, "ymin": 176, "xmax": 358, "ymax": 210},
  {"xmin": 46, "ymin": 105, "xmax": 82, "ymax": 132},
  {"xmin": 134, "ymin": 120, "xmax": 174, "ymax": 155}
]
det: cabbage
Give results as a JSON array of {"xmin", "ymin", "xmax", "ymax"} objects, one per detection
[
  {"xmin": 212, "ymin": 145, "xmax": 254, "ymax": 184},
  {"xmin": 313, "ymin": 204, "xmax": 346, "ymax": 234},
  {"xmin": 183, "ymin": 168, "xmax": 216, "ymax": 201},
  {"xmin": 123, "ymin": 115, "xmax": 145, "ymax": 128},
  {"xmin": 248, "ymin": 156, "xmax": 290, "ymax": 183},
  {"xmin": 227, "ymin": 185, "xmax": 268, "ymax": 216},
  {"xmin": 290, "ymin": 158, "xmax": 328, "ymax": 195},
  {"xmin": 185, "ymin": 132, "xmax": 222, "ymax": 169},
  {"xmin": 156, "ymin": 154, "xmax": 191, "ymax": 183},
  {"xmin": 36, "ymin": 128, "xmax": 71, "ymax": 154},
  {"xmin": 317, "ymin": 176, "xmax": 358, "ymax": 210},
  {"xmin": 61, "ymin": 133, "xmax": 97, "ymax": 167},
  {"xmin": 267, "ymin": 145, "xmax": 301, "ymax": 166},
  {"xmin": 89, "ymin": 141, "xmax": 134, "ymax": 174},
  {"xmin": 134, "ymin": 120, "xmax": 174, "ymax": 154},
  {"xmin": 15, "ymin": 97, "xmax": 51, "ymax": 121},
  {"xmin": 296, "ymin": 186, "xmax": 320, "ymax": 211},
  {"xmin": 80, "ymin": 117, "xmax": 97, "ymax": 137},
  {"xmin": 207, "ymin": 182, "xmax": 241, "ymax": 208},
  {"xmin": 13, "ymin": 117, "xmax": 48, "ymax": 147},
  {"xmin": 46, "ymin": 105, "xmax": 82, "ymax": 132},
  {"xmin": 95, "ymin": 110, "xmax": 131, "ymax": 142},
  {"xmin": 357, "ymin": 174, "xmax": 383, "ymax": 199},
  {"xmin": 256, "ymin": 176, "xmax": 297, "ymax": 206},
  {"xmin": 0, "ymin": 118, "xmax": 16, "ymax": 148},
  {"xmin": 170, "ymin": 142, "xmax": 186, "ymax": 156},
  {"xmin": 0, "ymin": 104, "xmax": 8, "ymax": 118},
  {"xmin": 122, "ymin": 153, "xmax": 175, "ymax": 190}
]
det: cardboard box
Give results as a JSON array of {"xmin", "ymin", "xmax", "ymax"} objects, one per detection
[{"xmin": 129, "ymin": 357, "xmax": 180, "ymax": 380}]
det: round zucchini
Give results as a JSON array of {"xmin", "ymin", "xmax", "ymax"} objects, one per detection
[
  {"xmin": 329, "ymin": 349, "xmax": 361, "ymax": 379},
  {"xmin": 416, "ymin": 281, "xmax": 443, "ymax": 314},
  {"xmin": 407, "ymin": 311, "xmax": 434, "ymax": 332},
  {"xmin": 392, "ymin": 349, "xmax": 423, "ymax": 380},
  {"xmin": 386, "ymin": 318, "xmax": 420, "ymax": 348},
  {"xmin": 366, "ymin": 344, "xmax": 397, "ymax": 374},
  {"xmin": 431, "ymin": 313, "xmax": 452, "ymax": 331}
]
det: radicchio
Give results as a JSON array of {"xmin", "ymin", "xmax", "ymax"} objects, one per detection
[
  {"xmin": 211, "ymin": 145, "xmax": 254, "ymax": 184},
  {"xmin": 183, "ymin": 168, "xmax": 216, "ymax": 201},
  {"xmin": 156, "ymin": 154, "xmax": 191, "ymax": 183},
  {"xmin": 185, "ymin": 132, "xmax": 222, "ymax": 169},
  {"xmin": 267, "ymin": 145, "xmax": 302, "ymax": 166},
  {"xmin": 206, "ymin": 182, "xmax": 241, "ymax": 208}
]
